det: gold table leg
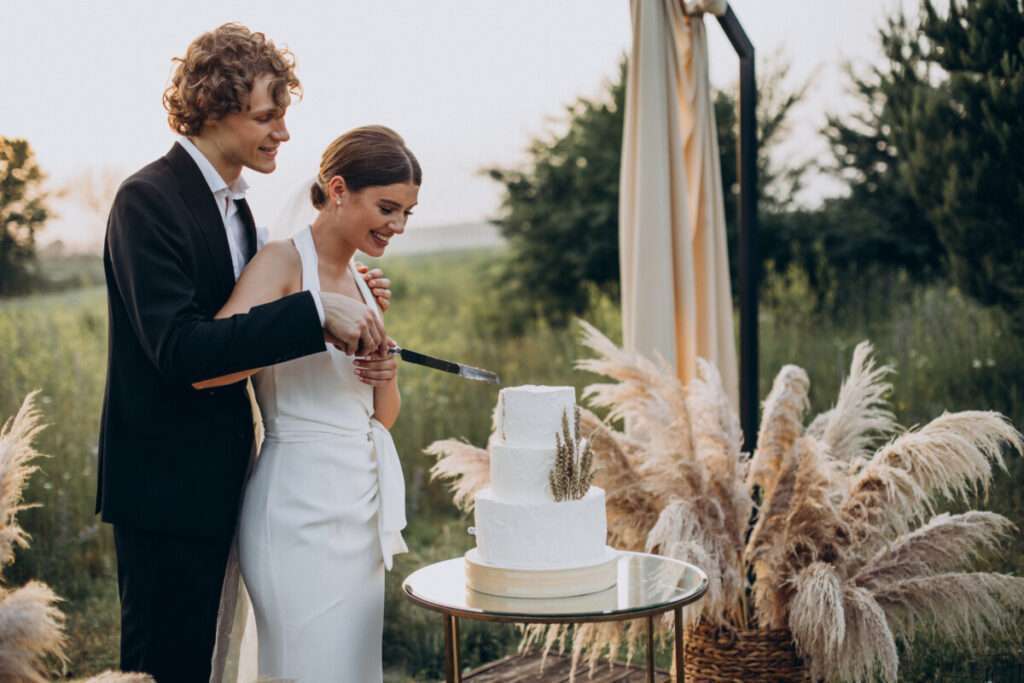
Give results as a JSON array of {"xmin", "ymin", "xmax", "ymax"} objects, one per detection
[
  {"xmin": 452, "ymin": 615, "xmax": 461, "ymax": 682},
  {"xmin": 674, "ymin": 605, "xmax": 684, "ymax": 682},
  {"xmin": 444, "ymin": 613, "xmax": 461, "ymax": 682},
  {"xmin": 647, "ymin": 614, "xmax": 656, "ymax": 683}
]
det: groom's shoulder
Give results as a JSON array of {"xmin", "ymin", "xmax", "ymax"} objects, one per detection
[
  {"xmin": 113, "ymin": 155, "xmax": 178, "ymax": 210},
  {"xmin": 131, "ymin": 154, "xmax": 173, "ymax": 182}
]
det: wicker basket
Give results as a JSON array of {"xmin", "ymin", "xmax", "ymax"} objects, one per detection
[{"xmin": 683, "ymin": 621, "xmax": 810, "ymax": 682}]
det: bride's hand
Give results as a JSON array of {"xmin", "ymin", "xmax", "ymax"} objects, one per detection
[
  {"xmin": 354, "ymin": 262, "xmax": 392, "ymax": 312},
  {"xmin": 353, "ymin": 344, "xmax": 398, "ymax": 386}
]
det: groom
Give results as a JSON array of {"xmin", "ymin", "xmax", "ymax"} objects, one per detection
[{"xmin": 96, "ymin": 23, "xmax": 391, "ymax": 681}]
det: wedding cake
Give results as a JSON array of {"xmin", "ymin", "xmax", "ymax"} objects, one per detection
[{"xmin": 465, "ymin": 385, "xmax": 618, "ymax": 598}]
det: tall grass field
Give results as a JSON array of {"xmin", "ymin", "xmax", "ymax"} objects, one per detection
[{"xmin": 1, "ymin": 249, "xmax": 1021, "ymax": 681}]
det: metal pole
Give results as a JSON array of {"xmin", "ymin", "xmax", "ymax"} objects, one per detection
[
  {"xmin": 444, "ymin": 613, "xmax": 462, "ymax": 683},
  {"xmin": 674, "ymin": 605, "xmax": 684, "ymax": 682},
  {"xmin": 647, "ymin": 615, "xmax": 656, "ymax": 683},
  {"xmin": 716, "ymin": 5, "xmax": 759, "ymax": 450},
  {"xmin": 443, "ymin": 613, "xmax": 454, "ymax": 683},
  {"xmin": 451, "ymin": 615, "xmax": 461, "ymax": 683}
]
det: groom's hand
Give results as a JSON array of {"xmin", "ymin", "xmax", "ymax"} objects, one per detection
[
  {"xmin": 320, "ymin": 291, "xmax": 387, "ymax": 356},
  {"xmin": 354, "ymin": 262, "xmax": 392, "ymax": 312}
]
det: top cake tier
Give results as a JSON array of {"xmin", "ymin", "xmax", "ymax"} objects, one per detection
[{"xmin": 496, "ymin": 385, "xmax": 576, "ymax": 448}]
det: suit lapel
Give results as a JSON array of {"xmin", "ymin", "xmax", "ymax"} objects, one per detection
[
  {"xmin": 165, "ymin": 143, "xmax": 235, "ymax": 296},
  {"xmin": 235, "ymin": 198, "xmax": 258, "ymax": 262}
]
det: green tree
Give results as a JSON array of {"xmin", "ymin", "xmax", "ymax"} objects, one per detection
[
  {"xmin": 896, "ymin": 0, "xmax": 1024, "ymax": 324},
  {"xmin": 784, "ymin": 13, "xmax": 954, "ymax": 311},
  {"xmin": 820, "ymin": 12, "xmax": 947, "ymax": 286},
  {"xmin": 823, "ymin": 0, "xmax": 1024, "ymax": 321},
  {"xmin": 715, "ymin": 56, "xmax": 813, "ymax": 290},
  {"xmin": 0, "ymin": 138, "xmax": 50, "ymax": 296},
  {"xmin": 485, "ymin": 57, "xmax": 809, "ymax": 326},
  {"xmin": 484, "ymin": 61, "xmax": 626, "ymax": 325}
]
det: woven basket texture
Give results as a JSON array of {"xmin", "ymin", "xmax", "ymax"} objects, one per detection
[{"xmin": 683, "ymin": 621, "xmax": 810, "ymax": 682}]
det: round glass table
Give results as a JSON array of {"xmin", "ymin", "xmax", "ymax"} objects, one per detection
[{"xmin": 402, "ymin": 551, "xmax": 708, "ymax": 682}]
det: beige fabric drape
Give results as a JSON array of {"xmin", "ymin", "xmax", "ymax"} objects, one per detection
[{"xmin": 620, "ymin": 0, "xmax": 738, "ymax": 407}]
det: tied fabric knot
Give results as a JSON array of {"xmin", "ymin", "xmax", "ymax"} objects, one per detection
[{"xmin": 369, "ymin": 418, "xmax": 409, "ymax": 570}]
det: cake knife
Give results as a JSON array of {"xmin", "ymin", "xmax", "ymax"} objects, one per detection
[{"xmin": 387, "ymin": 345, "xmax": 500, "ymax": 384}]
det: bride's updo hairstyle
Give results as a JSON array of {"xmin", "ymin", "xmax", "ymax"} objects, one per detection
[{"xmin": 310, "ymin": 126, "xmax": 422, "ymax": 210}]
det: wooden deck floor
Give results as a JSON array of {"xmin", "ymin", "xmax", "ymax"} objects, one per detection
[{"xmin": 465, "ymin": 652, "xmax": 671, "ymax": 682}]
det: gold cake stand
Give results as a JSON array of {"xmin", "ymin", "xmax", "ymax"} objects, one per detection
[{"xmin": 402, "ymin": 550, "xmax": 709, "ymax": 682}]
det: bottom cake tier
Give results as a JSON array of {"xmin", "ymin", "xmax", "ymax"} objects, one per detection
[{"xmin": 464, "ymin": 546, "xmax": 619, "ymax": 598}]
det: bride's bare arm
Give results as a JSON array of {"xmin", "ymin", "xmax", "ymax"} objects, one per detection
[
  {"xmin": 371, "ymin": 372, "xmax": 401, "ymax": 429},
  {"xmin": 192, "ymin": 242, "xmax": 300, "ymax": 390},
  {"xmin": 355, "ymin": 342, "xmax": 401, "ymax": 428}
]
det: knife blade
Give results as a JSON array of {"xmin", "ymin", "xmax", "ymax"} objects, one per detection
[{"xmin": 388, "ymin": 346, "xmax": 500, "ymax": 384}]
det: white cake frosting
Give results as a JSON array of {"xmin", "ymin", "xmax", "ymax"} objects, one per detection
[
  {"xmin": 490, "ymin": 385, "xmax": 576, "ymax": 503},
  {"xmin": 474, "ymin": 486, "xmax": 608, "ymax": 569},
  {"xmin": 496, "ymin": 385, "xmax": 576, "ymax": 449},
  {"xmin": 472, "ymin": 384, "xmax": 611, "ymax": 572},
  {"xmin": 489, "ymin": 443, "xmax": 557, "ymax": 503}
]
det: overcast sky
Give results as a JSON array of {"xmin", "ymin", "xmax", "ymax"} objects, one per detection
[{"xmin": 3, "ymin": 0, "xmax": 916, "ymax": 249}]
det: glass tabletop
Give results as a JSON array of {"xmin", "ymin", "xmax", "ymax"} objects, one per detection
[{"xmin": 402, "ymin": 551, "xmax": 708, "ymax": 623}]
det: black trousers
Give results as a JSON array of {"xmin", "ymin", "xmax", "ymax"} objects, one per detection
[{"xmin": 114, "ymin": 524, "xmax": 233, "ymax": 682}]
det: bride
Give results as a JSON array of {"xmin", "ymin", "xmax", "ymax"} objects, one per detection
[{"xmin": 198, "ymin": 125, "xmax": 419, "ymax": 682}]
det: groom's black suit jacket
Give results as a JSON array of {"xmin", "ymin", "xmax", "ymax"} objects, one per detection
[{"xmin": 96, "ymin": 142, "xmax": 325, "ymax": 537}]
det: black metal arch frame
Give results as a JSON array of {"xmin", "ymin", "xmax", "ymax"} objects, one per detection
[{"xmin": 714, "ymin": 5, "xmax": 759, "ymax": 448}]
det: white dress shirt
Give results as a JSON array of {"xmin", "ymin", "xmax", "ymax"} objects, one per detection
[{"xmin": 177, "ymin": 136, "xmax": 325, "ymax": 323}]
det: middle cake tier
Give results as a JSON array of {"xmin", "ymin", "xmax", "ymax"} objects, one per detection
[
  {"xmin": 489, "ymin": 442, "xmax": 561, "ymax": 503},
  {"xmin": 473, "ymin": 486, "xmax": 609, "ymax": 570}
]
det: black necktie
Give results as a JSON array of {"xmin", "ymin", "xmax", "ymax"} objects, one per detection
[{"xmin": 234, "ymin": 198, "xmax": 258, "ymax": 262}]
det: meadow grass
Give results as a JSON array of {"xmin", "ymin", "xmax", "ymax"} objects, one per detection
[{"xmin": 0, "ymin": 249, "xmax": 1020, "ymax": 680}]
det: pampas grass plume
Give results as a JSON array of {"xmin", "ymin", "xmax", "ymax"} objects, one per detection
[
  {"xmin": 0, "ymin": 391, "xmax": 46, "ymax": 567},
  {"xmin": 748, "ymin": 365, "xmax": 809, "ymax": 494},
  {"xmin": 807, "ymin": 341, "xmax": 896, "ymax": 467},
  {"xmin": 0, "ymin": 581, "xmax": 67, "ymax": 682},
  {"xmin": 0, "ymin": 392, "xmax": 73, "ymax": 682},
  {"xmin": 789, "ymin": 562, "xmax": 845, "ymax": 680},
  {"xmin": 425, "ymin": 439, "xmax": 490, "ymax": 512}
]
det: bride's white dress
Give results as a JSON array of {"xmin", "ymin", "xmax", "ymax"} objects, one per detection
[{"xmin": 235, "ymin": 225, "xmax": 408, "ymax": 682}]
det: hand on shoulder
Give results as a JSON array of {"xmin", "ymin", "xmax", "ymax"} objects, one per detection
[{"xmin": 353, "ymin": 262, "xmax": 392, "ymax": 312}]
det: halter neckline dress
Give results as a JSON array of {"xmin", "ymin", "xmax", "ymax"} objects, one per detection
[{"xmin": 238, "ymin": 225, "xmax": 407, "ymax": 682}]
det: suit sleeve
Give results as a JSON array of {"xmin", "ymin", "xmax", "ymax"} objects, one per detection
[{"xmin": 107, "ymin": 178, "xmax": 326, "ymax": 386}]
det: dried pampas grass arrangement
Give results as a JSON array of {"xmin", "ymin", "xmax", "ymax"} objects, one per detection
[
  {"xmin": 427, "ymin": 321, "xmax": 1024, "ymax": 682},
  {"xmin": 0, "ymin": 391, "xmax": 68, "ymax": 682},
  {"xmin": 0, "ymin": 393, "xmax": 155, "ymax": 683}
]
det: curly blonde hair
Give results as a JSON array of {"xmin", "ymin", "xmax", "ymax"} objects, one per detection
[{"xmin": 163, "ymin": 23, "xmax": 301, "ymax": 136}]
